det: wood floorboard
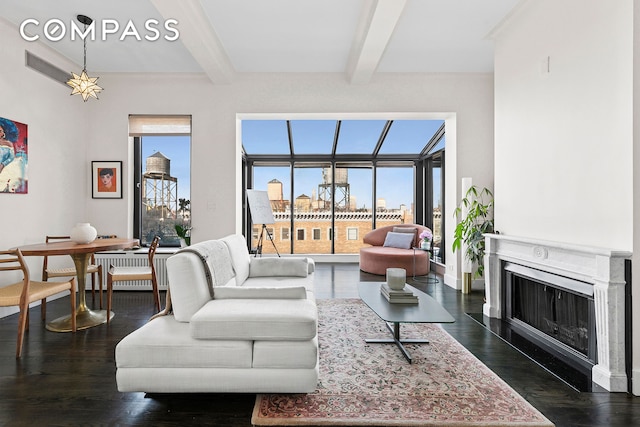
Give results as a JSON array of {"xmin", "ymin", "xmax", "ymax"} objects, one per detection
[{"xmin": 0, "ymin": 263, "xmax": 637, "ymax": 426}]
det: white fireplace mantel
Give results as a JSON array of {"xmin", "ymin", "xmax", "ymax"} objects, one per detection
[{"xmin": 483, "ymin": 234, "xmax": 631, "ymax": 392}]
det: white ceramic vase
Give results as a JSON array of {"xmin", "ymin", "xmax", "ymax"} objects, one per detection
[
  {"xmin": 420, "ymin": 240, "xmax": 431, "ymax": 250},
  {"xmin": 386, "ymin": 268, "xmax": 406, "ymax": 291},
  {"xmin": 70, "ymin": 223, "xmax": 97, "ymax": 244}
]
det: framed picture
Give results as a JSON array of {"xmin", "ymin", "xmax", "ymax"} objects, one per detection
[
  {"xmin": 0, "ymin": 116, "xmax": 28, "ymax": 194},
  {"xmin": 92, "ymin": 161, "xmax": 122, "ymax": 199}
]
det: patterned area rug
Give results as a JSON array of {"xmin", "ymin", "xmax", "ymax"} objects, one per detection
[{"xmin": 252, "ymin": 298, "xmax": 554, "ymax": 426}]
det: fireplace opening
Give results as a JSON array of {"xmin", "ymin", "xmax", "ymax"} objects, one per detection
[{"xmin": 502, "ymin": 263, "xmax": 597, "ymax": 388}]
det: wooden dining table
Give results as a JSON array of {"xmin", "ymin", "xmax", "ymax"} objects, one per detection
[{"xmin": 17, "ymin": 238, "xmax": 139, "ymax": 332}]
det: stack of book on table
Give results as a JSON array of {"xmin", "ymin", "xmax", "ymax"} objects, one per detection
[{"xmin": 380, "ymin": 283, "xmax": 419, "ymax": 304}]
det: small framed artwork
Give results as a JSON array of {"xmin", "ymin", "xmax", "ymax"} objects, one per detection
[{"xmin": 92, "ymin": 161, "xmax": 122, "ymax": 199}]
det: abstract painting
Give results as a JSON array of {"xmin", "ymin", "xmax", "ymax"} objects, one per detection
[{"xmin": 0, "ymin": 117, "xmax": 28, "ymax": 194}]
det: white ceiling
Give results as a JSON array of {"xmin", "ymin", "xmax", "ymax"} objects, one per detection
[{"xmin": 1, "ymin": 0, "xmax": 521, "ymax": 84}]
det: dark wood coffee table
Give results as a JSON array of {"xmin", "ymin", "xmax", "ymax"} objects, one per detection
[{"xmin": 358, "ymin": 282, "xmax": 455, "ymax": 363}]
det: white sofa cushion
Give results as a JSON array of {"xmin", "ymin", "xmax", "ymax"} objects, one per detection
[
  {"xmin": 166, "ymin": 253, "xmax": 214, "ymax": 322},
  {"xmin": 190, "ymin": 299, "xmax": 317, "ymax": 341},
  {"xmin": 249, "ymin": 257, "xmax": 309, "ymax": 278},
  {"xmin": 221, "ymin": 234, "xmax": 251, "ymax": 286},
  {"xmin": 214, "ymin": 286, "xmax": 307, "ymax": 300},
  {"xmin": 253, "ymin": 337, "xmax": 318, "ymax": 369},
  {"xmin": 244, "ymin": 275, "xmax": 315, "ymax": 295},
  {"xmin": 115, "ymin": 316, "xmax": 252, "ymax": 368}
]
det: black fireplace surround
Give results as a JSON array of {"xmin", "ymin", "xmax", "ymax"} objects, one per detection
[{"xmin": 502, "ymin": 263, "xmax": 597, "ymax": 380}]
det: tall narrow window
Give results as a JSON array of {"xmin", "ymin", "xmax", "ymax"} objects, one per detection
[{"xmin": 130, "ymin": 115, "xmax": 191, "ymax": 247}]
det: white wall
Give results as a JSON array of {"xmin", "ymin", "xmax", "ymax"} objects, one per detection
[
  {"xmin": 493, "ymin": 0, "xmax": 637, "ymax": 394},
  {"xmin": 493, "ymin": 0, "xmax": 633, "ymax": 250}
]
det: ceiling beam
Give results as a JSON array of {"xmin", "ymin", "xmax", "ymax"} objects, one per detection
[
  {"xmin": 150, "ymin": 0, "xmax": 235, "ymax": 84},
  {"xmin": 346, "ymin": 0, "xmax": 407, "ymax": 85}
]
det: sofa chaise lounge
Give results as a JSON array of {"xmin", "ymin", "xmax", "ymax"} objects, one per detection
[
  {"xmin": 115, "ymin": 234, "xmax": 318, "ymax": 394},
  {"xmin": 359, "ymin": 224, "xmax": 432, "ymax": 276}
]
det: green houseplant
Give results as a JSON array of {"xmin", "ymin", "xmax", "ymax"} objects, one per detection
[
  {"xmin": 452, "ymin": 185, "xmax": 494, "ymax": 279},
  {"xmin": 175, "ymin": 224, "xmax": 191, "ymax": 247}
]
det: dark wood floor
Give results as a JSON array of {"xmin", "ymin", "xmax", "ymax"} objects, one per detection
[{"xmin": 0, "ymin": 263, "xmax": 638, "ymax": 426}]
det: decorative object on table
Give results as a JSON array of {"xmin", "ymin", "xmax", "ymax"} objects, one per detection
[
  {"xmin": 252, "ymin": 299, "xmax": 554, "ymax": 427},
  {"xmin": 380, "ymin": 282, "xmax": 418, "ymax": 304},
  {"xmin": 70, "ymin": 223, "xmax": 97, "ymax": 244},
  {"xmin": 385, "ymin": 267, "xmax": 406, "ymax": 290},
  {"xmin": 92, "ymin": 161, "xmax": 122, "ymax": 199},
  {"xmin": 452, "ymin": 180, "xmax": 494, "ymax": 293},
  {"xmin": 66, "ymin": 15, "xmax": 103, "ymax": 102},
  {"xmin": 175, "ymin": 224, "xmax": 191, "ymax": 247},
  {"xmin": 419, "ymin": 229, "xmax": 432, "ymax": 250},
  {"xmin": 0, "ymin": 117, "xmax": 28, "ymax": 194}
]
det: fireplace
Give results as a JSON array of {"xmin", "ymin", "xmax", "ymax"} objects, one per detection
[
  {"xmin": 503, "ymin": 263, "xmax": 597, "ymax": 379},
  {"xmin": 484, "ymin": 234, "xmax": 631, "ymax": 392}
]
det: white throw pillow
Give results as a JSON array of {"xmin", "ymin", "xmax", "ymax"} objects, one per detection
[
  {"xmin": 249, "ymin": 257, "xmax": 309, "ymax": 278},
  {"xmin": 382, "ymin": 231, "xmax": 414, "ymax": 249}
]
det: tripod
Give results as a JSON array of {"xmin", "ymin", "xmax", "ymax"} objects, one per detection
[{"xmin": 255, "ymin": 224, "xmax": 280, "ymax": 257}]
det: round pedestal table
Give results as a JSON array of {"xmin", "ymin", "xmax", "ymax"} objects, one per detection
[{"xmin": 17, "ymin": 238, "xmax": 139, "ymax": 332}]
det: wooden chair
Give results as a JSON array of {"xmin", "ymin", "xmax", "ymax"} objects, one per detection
[
  {"xmin": 0, "ymin": 249, "xmax": 77, "ymax": 358},
  {"xmin": 42, "ymin": 235, "xmax": 104, "ymax": 308},
  {"xmin": 106, "ymin": 236, "xmax": 161, "ymax": 322}
]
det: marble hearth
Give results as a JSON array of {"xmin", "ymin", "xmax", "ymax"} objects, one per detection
[{"xmin": 483, "ymin": 234, "xmax": 631, "ymax": 392}]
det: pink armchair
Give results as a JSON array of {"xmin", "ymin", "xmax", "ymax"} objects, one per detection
[{"xmin": 359, "ymin": 224, "xmax": 432, "ymax": 276}]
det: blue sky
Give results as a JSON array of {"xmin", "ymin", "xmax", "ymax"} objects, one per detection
[
  {"xmin": 142, "ymin": 135, "xmax": 191, "ymax": 201},
  {"xmin": 141, "ymin": 120, "xmax": 443, "ymax": 210},
  {"xmin": 252, "ymin": 166, "xmax": 416, "ymax": 210},
  {"xmin": 246, "ymin": 120, "xmax": 443, "ymax": 210}
]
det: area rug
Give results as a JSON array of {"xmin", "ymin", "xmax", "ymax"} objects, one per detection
[{"xmin": 252, "ymin": 298, "xmax": 554, "ymax": 426}]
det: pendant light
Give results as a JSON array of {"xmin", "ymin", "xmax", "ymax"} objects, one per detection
[{"xmin": 66, "ymin": 14, "xmax": 103, "ymax": 102}]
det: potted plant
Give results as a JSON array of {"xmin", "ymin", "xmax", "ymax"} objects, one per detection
[
  {"xmin": 175, "ymin": 224, "xmax": 192, "ymax": 247},
  {"xmin": 452, "ymin": 185, "xmax": 494, "ymax": 291},
  {"xmin": 419, "ymin": 229, "xmax": 432, "ymax": 250}
]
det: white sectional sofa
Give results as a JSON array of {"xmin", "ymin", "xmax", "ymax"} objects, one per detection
[{"xmin": 115, "ymin": 234, "xmax": 318, "ymax": 393}]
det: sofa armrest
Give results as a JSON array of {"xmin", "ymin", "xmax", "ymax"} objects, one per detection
[
  {"xmin": 249, "ymin": 257, "xmax": 310, "ymax": 278},
  {"xmin": 214, "ymin": 286, "xmax": 307, "ymax": 300}
]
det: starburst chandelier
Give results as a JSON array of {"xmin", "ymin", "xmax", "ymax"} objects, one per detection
[{"xmin": 67, "ymin": 14, "xmax": 103, "ymax": 102}]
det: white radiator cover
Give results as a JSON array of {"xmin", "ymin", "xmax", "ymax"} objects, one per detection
[{"xmin": 95, "ymin": 249, "xmax": 175, "ymax": 291}]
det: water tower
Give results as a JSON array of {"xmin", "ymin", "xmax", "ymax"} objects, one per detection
[
  {"xmin": 318, "ymin": 168, "xmax": 350, "ymax": 210},
  {"xmin": 142, "ymin": 152, "xmax": 178, "ymax": 219}
]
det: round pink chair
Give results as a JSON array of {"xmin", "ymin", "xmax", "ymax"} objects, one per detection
[{"xmin": 359, "ymin": 224, "xmax": 432, "ymax": 276}]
